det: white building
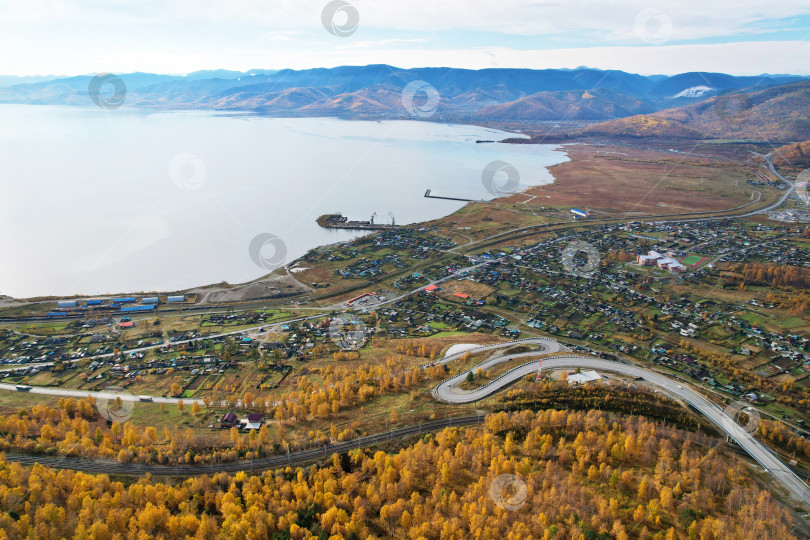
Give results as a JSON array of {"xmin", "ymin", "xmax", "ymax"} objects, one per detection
[
  {"xmin": 567, "ymin": 370, "xmax": 602, "ymax": 385},
  {"xmin": 637, "ymin": 250, "xmax": 663, "ymax": 266}
]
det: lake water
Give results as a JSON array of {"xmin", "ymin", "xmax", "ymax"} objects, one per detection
[{"xmin": 0, "ymin": 105, "xmax": 567, "ymax": 298}]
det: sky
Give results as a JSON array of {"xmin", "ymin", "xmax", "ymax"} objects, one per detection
[{"xmin": 2, "ymin": 0, "xmax": 810, "ymax": 76}]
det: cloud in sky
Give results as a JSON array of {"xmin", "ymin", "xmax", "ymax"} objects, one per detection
[{"xmin": 0, "ymin": 0, "xmax": 809, "ymax": 75}]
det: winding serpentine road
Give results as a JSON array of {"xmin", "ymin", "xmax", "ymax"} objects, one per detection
[
  {"xmin": 431, "ymin": 338, "xmax": 810, "ymax": 508},
  {"xmin": 3, "ymin": 336, "xmax": 809, "ymax": 511}
]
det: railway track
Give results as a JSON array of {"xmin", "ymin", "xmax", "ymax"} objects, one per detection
[{"xmin": 2, "ymin": 415, "xmax": 483, "ymax": 476}]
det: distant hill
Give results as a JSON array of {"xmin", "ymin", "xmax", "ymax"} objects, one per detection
[
  {"xmin": 476, "ymin": 88, "xmax": 655, "ymax": 121},
  {"xmin": 0, "ymin": 74, "xmax": 68, "ymax": 88},
  {"xmin": 645, "ymin": 72, "xmax": 801, "ymax": 100},
  {"xmin": 582, "ymin": 115, "xmax": 704, "ymax": 138},
  {"xmin": 0, "ymin": 65, "xmax": 804, "ymax": 124},
  {"xmin": 773, "ymin": 140, "xmax": 810, "ymax": 169},
  {"xmin": 583, "ymin": 80, "xmax": 810, "ymax": 141}
]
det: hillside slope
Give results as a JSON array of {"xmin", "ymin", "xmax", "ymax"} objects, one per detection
[
  {"xmin": 583, "ymin": 80, "xmax": 810, "ymax": 141},
  {"xmin": 582, "ymin": 115, "xmax": 704, "ymax": 138},
  {"xmin": 0, "ymin": 408, "xmax": 801, "ymax": 538},
  {"xmin": 773, "ymin": 139, "xmax": 810, "ymax": 169},
  {"xmin": 476, "ymin": 88, "xmax": 655, "ymax": 121}
]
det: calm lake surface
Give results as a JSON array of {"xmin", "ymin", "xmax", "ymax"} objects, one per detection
[{"xmin": 0, "ymin": 105, "xmax": 567, "ymax": 298}]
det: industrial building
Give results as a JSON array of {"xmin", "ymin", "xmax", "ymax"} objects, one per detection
[
  {"xmin": 120, "ymin": 305, "xmax": 156, "ymax": 313},
  {"xmin": 567, "ymin": 370, "xmax": 601, "ymax": 386}
]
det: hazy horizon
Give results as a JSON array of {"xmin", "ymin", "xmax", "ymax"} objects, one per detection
[
  {"xmin": 3, "ymin": 63, "xmax": 810, "ymax": 80},
  {"xmin": 2, "ymin": 1, "xmax": 810, "ymax": 77}
]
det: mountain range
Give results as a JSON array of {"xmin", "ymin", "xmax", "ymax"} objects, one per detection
[
  {"xmin": 0, "ymin": 66, "xmax": 802, "ymax": 114},
  {"xmin": 0, "ymin": 65, "xmax": 807, "ymax": 141}
]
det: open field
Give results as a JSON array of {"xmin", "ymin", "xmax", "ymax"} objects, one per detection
[{"xmin": 506, "ymin": 144, "xmax": 771, "ymax": 215}]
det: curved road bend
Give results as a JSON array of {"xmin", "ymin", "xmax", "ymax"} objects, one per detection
[
  {"xmin": 431, "ymin": 347, "xmax": 810, "ymax": 507},
  {"xmin": 420, "ymin": 336, "xmax": 566, "ymax": 369},
  {"xmin": 0, "ymin": 337, "xmax": 561, "ymax": 404},
  {"xmin": 3, "ymin": 415, "xmax": 484, "ymax": 476}
]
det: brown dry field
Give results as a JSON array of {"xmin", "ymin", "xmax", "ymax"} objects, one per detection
[
  {"xmin": 734, "ymin": 356, "xmax": 768, "ymax": 371},
  {"xmin": 294, "ymin": 265, "xmax": 334, "ymax": 287},
  {"xmin": 430, "ymin": 203, "xmax": 546, "ymax": 241},
  {"xmin": 497, "ymin": 144, "xmax": 759, "ymax": 215},
  {"xmin": 667, "ymin": 283, "xmax": 760, "ymax": 304},
  {"xmin": 371, "ymin": 333, "xmax": 504, "ymax": 359},
  {"xmin": 437, "ymin": 279, "xmax": 496, "ymax": 299}
]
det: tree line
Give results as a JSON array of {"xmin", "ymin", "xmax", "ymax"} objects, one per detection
[{"xmin": 0, "ymin": 409, "xmax": 799, "ymax": 539}]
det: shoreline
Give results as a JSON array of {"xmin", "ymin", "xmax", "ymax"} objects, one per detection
[
  {"xmin": 7, "ymin": 136, "xmax": 771, "ymax": 304},
  {"xmin": 0, "ymin": 108, "xmax": 568, "ymax": 300},
  {"xmin": 1, "ymin": 131, "xmax": 570, "ymax": 303},
  {"xmin": 0, "ymin": 150, "xmax": 570, "ymax": 309}
]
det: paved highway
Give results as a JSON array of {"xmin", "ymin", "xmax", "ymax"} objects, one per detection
[
  {"xmin": 743, "ymin": 152, "xmax": 795, "ymax": 216},
  {"xmin": 0, "ymin": 383, "xmax": 203, "ymax": 405},
  {"xmin": 430, "ymin": 341, "xmax": 810, "ymax": 507},
  {"xmin": 424, "ymin": 336, "xmax": 565, "ymax": 368}
]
